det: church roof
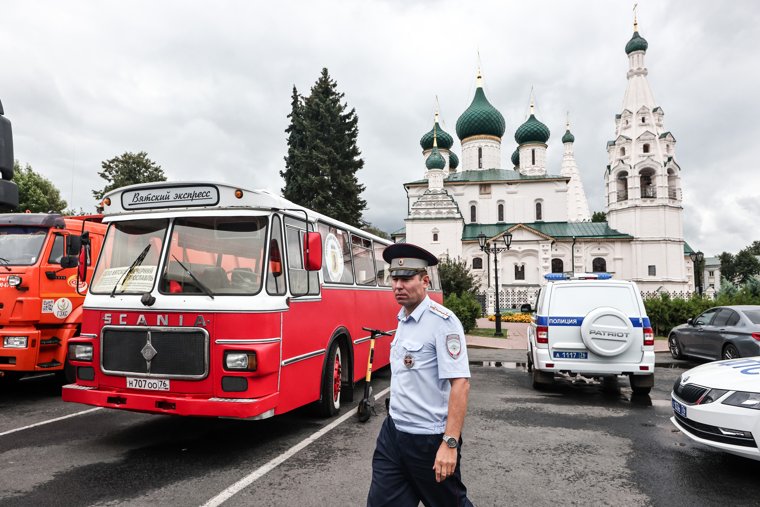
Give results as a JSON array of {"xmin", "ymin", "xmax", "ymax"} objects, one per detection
[
  {"xmin": 404, "ymin": 169, "xmax": 568, "ymax": 186},
  {"xmin": 562, "ymin": 129, "xmax": 575, "ymax": 144},
  {"xmin": 449, "ymin": 151, "xmax": 459, "ymax": 170},
  {"xmin": 425, "ymin": 146, "xmax": 446, "ymax": 170},
  {"xmin": 515, "ymin": 114, "xmax": 550, "ymax": 145},
  {"xmin": 420, "ymin": 121, "xmax": 454, "ymax": 150},
  {"xmin": 625, "ymin": 31, "xmax": 648, "ymax": 54},
  {"xmin": 456, "ymin": 83, "xmax": 506, "ymax": 140},
  {"xmin": 462, "ymin": 221, "xmax": 633, "ymax": 241}
]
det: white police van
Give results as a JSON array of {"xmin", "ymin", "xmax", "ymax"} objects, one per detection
[{"xmin": 527, "ymin": 273, "xmax": 655, "ymax": 394}]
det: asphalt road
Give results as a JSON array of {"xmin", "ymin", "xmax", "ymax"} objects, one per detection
[{"xmin": 1, "ymin": 355, "xmax": 760, "ymax": 506}]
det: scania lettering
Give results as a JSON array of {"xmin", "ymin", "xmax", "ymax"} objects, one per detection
[{"xmin": 63, "ymin": 182, "xmax": 442, "ymax": 419}]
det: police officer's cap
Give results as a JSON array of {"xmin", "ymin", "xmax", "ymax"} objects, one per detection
[{"xmin": 383, "ymin": 243, "xmax": 438, "ymax": 278}]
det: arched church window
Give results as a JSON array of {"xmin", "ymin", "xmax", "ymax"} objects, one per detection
[
  {"xmin": 473, "ymin": 258, "xmax": 483, "ymax": 270},
  {"xmin": 643, "ymin": 143, "xmax": 650, "ymax": 154},
  {"xmin": 498, "ymin": 203, "xmax": 504, "ymax": 222},
  {"xmin": 470, "ymin": 205, "xmax": 477, "ymax": 223},
  {"xmin": 640, "ymin": 168, "xmax": 656, "ymax": 198},
  {"xmin": 478, "ymin": 147, "xmax": 483, "ymax": 169},
  {"xmin": 551, "ymin": 259, "xmax": 564, "ymax": 274},
  {"xmin": 432, "ymin": 232, "xmax": 439, "ymax": 242},
  {"xmin": 514, "ymin": 264, "xmax": 525, "ymax": 281},
  {"xmin": 531, "ymin": 149, "xmax": 536, "ymax": 166},
  {"xmin": 535, "ymin": 201, "xmax": 543, "ymax": 221},
  {"xmin": 616, "ymin": 171, "xmax": 628, "ymax": 201},
  {"xmin": 620, "ymin": 147, "xmax": 626, "ymax": 157},
  {"xmin": 667, "ymin": 168, "xmax": 678, "ymax": 200},
  {"xmin": 592, "ymin": 257, "xmax": 607, "ymax": 273},
  {"xmin": 641, "ymin": 116, "xmax": 646, "ymax": 124}
]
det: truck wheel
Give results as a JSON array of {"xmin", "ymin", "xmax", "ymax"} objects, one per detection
[{"xmin": 318, "ymin": 342, "xmax": 342, "ymax": 417}]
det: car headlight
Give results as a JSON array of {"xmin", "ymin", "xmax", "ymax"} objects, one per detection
[
  {"xmin": 7, "ymin": 275, "xmax": 22, "ymax": 287},
  {"xmin": 722, "ymin": 391, "xmax": 760, "ymax": 410},
  {"xmin": 224, "ymin": 352, "xmax": 257, "ymax": 371},
  {"xmin": 3, "ymin": 336, "xmax": 28, "ymax": 348},
  {"xmin": 700, "ymin": 389, "xmax": 729, "ymax": 404},
  {"xmin": 69, "ymin": 343, "xmax": 93, "ymax": 361}
]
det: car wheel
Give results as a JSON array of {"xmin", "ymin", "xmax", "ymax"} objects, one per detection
[
  {"xmin": 531, "ymin": 368, "xmax": 554, "ymax": 390},
  {"xmin": 722, "ymin": 344, "xmax": 740, "ymax": 360},
  {"xmin": 668, "ymin": 334, "xmax": 684, "ymax": 360},
  {"xmin": 629, "ymin": 373, "xmax": 653, "ymax": 396}
]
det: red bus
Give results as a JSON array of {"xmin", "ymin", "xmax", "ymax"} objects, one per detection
[{"xmin": 62, "ymin": 182, "xmax": 442, "ymax": 419}]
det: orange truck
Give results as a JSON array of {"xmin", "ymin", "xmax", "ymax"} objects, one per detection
[{"xmin": 0, "ymin": 213, "xmax": 105, "ymax": 383}]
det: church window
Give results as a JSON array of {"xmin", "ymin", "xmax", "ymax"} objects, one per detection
[
  {"xmin": 640, "ymin": 169, "xmax": 656, "ymax": 198},
  {"xmin": 479, "ymin": 184, "xmax": 491, "ymax": 195},
  {"xmin": 514, "ymin": 264, "xmax": 525, "ymax": 280},
  {"xmin": 592, "ymin": 257, "xmax": 607, "ymax": 273},
  {"xmin": 551, "ymin": 259, "xmax": 564, "ymax": 273},
  {"xmin": 641, "ymin": 116, "xmax": 646, "ymax": 123},
  {"xmin": 617, "ymin": 171, "xmax": 629, "ymax": 201},
  {"xmin": 643, "ymin": 143, "xmax": 650, "ymax": 154},
  {"xmin": 648, "ymin": 265, "xmax": 656, "ymax": 276},
  {"xmin": 709, "ymin": 270, "xmax": 714, "ymax": 277},
  {"xmin": 470, "ymin": 205, "xmax": 477, "ymax": 223},
  {"xmin": 498, "ymin": 203, "xmax": 504, "ymax": 222},
  {"xmin": 432, "ymin": 232, "xmax": 439, "ymax": 242},
  {"xmin": 478, "ymin": 147, "xmax": 483, "ymax": 168},
  {"xmin": 535, "ymin": 201, "xmax": 543, "ymax": 221},
  {"xmin": 620, "ymin": 147, "xmax": 626, "ymax": 157},
  {"xmin": 473, "ymin": 257, "xmax": 483, "ymax": 270},
  {"xmin": 531, "ymin": 149, "xmax": 536, "ymax": 166}
]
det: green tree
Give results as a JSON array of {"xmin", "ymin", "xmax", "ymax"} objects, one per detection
[
  {"xmin": 438, "ymin": 257, "xmax": 479, "ymax": 297},
  {"xmin": 92, "ymin": 151, "xmax": 166, "ymax": 201},
  {"xmin": 591, "ymin": 211, "xmax": 606, "ymax": 222},
  {"xmin": 280, "ymin": 69, "xmax": 367, "ymax": 227},
  {"xmin": 361, "ymin": 223, "xmax": 390, "ymax": 240},
  {"xmin": 444, "ymin": 292, "xmax": 481, "ymax": 333},
  {"xmin": 733, "ymin": 249, "xmax": 760, "ymax": 284},
  {"xmin": 12, "ymin": 161, "xmax": 67, "ymax": 213}
]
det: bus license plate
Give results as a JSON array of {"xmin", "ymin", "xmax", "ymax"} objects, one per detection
[
  {"xmin": 126, "ymin": 377, "xmax": 170, "ymax": 391},
  {"xmin": 552, "ymin": 351, "xmax": 588, "ymax": 359},
  {"xmin": 672, "ymin": 399, "xmax": 687, "ymax": 418}
]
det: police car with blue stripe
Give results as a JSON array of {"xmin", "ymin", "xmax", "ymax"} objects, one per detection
[{"xmin": 527, "ymin": 273, "xmax": 655, "ymax": 394}]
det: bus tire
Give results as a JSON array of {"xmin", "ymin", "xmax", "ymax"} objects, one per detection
[{"xmin": 318, "ymin": 341, "xmax": 343, "ymax": 417}]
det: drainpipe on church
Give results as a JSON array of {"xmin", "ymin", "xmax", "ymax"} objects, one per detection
[{"xmin": 571, "ymin": 236, "xmax": 576, "ymax": 274}]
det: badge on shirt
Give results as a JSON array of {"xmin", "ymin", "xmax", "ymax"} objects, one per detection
[
  {"xmin": 403, "ymin": 353, "xmax": 414, "ymax": 368},
  {"xmin": 446, "ymin": 334, "xmax": 462, "ymax": 358}
]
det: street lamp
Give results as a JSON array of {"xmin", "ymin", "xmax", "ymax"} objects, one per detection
[
  {"xmin": 689, "ymin": 250, "xmax": 704, "ymax": 297},
  {"xmin": 478, "ymin": 231, "xmax": 513, "ymax": 337}
]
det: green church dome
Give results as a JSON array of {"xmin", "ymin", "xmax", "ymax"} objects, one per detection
[
  {"xmin": 511, "ymin": 148, "xmax": 519, "ymax": 167},
  {"xmin": 625, "ymin": 31, "xmax": 648, "ymax": 54},
  {"xmin": 425, "ymin": 147, "xmax": 446, "ymax": 170},
  {"xmin": 456, "ymin": 82, "xmax": 505, "ymax": 141},
  {"xmin": 449, "ymin": 151, "xmax": 459, "ymax": 170},
  {"xmin": 562, "ymin": 129, "xmax": 575, "ymax": 143},
  {"xmin": 515, "ymin": 114, "xmax": 550, "ymax": 145},
  {"xmin": 420, "ymin": 121, "xmax": 454, "ymax": 151}
]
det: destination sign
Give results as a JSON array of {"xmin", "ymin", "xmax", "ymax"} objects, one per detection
[{"xmin": 121, "ymin": 185, "xmax": 220, "ymax": 210}]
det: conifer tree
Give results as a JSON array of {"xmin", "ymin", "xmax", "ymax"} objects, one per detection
[{"xmin": 280, "ymin": 69, "xmax": 367, "ymax": 227}]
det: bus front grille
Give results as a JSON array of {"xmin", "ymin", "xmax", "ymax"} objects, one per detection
[{"xmin": 101, "ymin": 326, "xmax": 209, "ymax": 379}]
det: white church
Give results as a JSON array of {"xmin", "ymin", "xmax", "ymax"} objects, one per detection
[{"xmin": 395, "ymin": 20, "xmax": 704, "ymax": 309}]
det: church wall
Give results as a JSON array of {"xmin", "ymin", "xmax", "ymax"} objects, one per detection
[
  {"xmin": 404, "ymin": 219, "xmax": 463, "ymax": 260},
  {"xmin": 454, "ymin": 180, "xmax": 569, "ymax": 224},
  {"xmin": 461, "ymin": 138, "xmax": 501, "ymax": 171}
]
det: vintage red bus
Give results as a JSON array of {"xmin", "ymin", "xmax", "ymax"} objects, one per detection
[{"xmin": 62, "ymin": 182, "xmax": 441, "ymax": 419}]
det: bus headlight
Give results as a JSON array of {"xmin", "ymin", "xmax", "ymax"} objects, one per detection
[
  {"xmin": 224, "ymin": 352, "xmax": 257, "ymax": 371},
  {"xmin": 3, "ymin": 336, "xmax": 28, "ymax": 348},
  {"xmin": 69, "ymin": 343, "xmax": 93, "ymax": 361},
  {"xmin": 7, "ymin": 275, "xmax": 22, "ymax": 287}
]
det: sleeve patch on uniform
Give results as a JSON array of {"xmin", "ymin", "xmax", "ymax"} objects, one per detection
[{"xmin": 446, "ymin": 334, "xmax": 462, "ymax": 358}]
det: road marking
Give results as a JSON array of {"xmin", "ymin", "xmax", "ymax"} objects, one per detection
[
  {"xmin": 201, "ymin": 386, "xmax": 391, "ymax": 507},
  {"xmin": 0, "ymin": 407, "xmax": 102, "ymax": 437}
]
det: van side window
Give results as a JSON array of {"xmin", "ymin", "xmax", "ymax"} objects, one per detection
[
  {"xmin": 351, "ymin": 234, "xmax": 375, "ymax": 286},
  {"xmin": 285, "ymin": 217, "xmax": 319, "ymax": 296},
  {"xmin": 318, "ymin": 222, "xmax": 354, "ymax": 284},
  {"xmin": 267, "ymin": 215, "xmax": 286, "ymax": 296},
  {"xmin": 48, "ymin": 234, "xmax": 65, "ymax": 264}
]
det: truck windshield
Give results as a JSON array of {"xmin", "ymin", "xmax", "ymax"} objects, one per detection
[
  {"xmin": 159, "ymin": 216, "xmax": 268, "ymax": 296},
  {"xmin": 91, "ymin": 219, "xmax": 168, "ymax": 294},
  {"xmin": 0, "ymin": 226, "xmax": 49, "ymax": 265}
]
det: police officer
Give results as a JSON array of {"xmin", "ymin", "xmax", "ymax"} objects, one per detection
[{"xmin": 367, "ymin": 243, "xmax": 473, "ymax": 507}]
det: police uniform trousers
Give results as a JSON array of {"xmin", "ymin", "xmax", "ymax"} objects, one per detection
[{"xmin": 367, "ymin": 416, "xmax": 473, "ymax": 507}]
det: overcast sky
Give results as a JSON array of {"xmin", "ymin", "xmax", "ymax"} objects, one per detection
[{"xmin": 1, "ymin": 0, "xmax": 758, "ymax": 256}]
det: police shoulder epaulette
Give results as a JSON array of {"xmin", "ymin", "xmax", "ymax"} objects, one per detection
[{"xmin": 429, "ymin": 304, "xmax": 451, "ymax": 319}]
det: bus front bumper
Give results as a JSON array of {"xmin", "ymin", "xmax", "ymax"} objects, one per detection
[{"xmin": 62, "ymin": 384, "xmax": 280, "ymax": 419}]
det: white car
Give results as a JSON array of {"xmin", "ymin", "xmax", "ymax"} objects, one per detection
[
  {"xmin": 527, "ymin": 273, "xmax": 655, "ymax": 394},
  {"xmin": 671, "ymin": 357, "xmax": 760, "ymax": 461}
]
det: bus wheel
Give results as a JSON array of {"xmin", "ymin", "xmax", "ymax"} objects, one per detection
[{"xmin": 318, "ymin": 342, "xmax": 342, "ymax": 417}]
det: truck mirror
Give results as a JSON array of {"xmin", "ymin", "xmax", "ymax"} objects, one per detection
[
  {"xmin": 67, "ymin": 235, "xmax": 82, "ymax": 255},
  {"xmin": 304, "ymin": 231, "xmax": 322, "ymax": 271},
  {"xmin": 60, "ymin": 255, "xmax": 79, "ymax": 269}
]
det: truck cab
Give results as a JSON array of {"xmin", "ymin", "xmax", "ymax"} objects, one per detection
[{"xmin": 0, "ymin": 213, "xmax": 105, "ymax": 382}]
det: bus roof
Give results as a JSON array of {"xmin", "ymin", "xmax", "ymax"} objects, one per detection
[{"xmin": 0, "ymin": 213, "xmax": 65, "ymax": 228}]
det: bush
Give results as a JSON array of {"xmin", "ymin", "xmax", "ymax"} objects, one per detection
[{"xmin": 444, "ymin": 292, "xmax": 481, "ymax": 333}]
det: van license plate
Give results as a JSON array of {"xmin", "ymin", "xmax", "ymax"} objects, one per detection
[
  {"xmin": 672, "ymin": 399, "xmax": 687, "ymax": 418},
  {"xmin": 552, "ymin": 351, "xmax": 588, "ymax": 359},
  {"xmin": 126, "ymin": 377, "xmax": 170, "ymax": 391}
]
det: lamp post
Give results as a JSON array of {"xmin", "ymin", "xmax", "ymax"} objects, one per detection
[
  {"xmin": 689, "ymin": 250, "xmax": 704, "ymax": 297},
  {"xmin": 478, "ymin": 231, "xmax": 513, "ymax": 337}
]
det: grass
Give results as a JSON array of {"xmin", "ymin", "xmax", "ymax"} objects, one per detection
[{"xmin": 467, "ymin": 327, "xmax": 509, "ymax": 338}]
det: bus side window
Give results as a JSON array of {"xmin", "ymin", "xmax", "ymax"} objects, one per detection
[
  {"xmin": 373, "ymin": 242, "xmax": 391, "ymax": 287},
  {"xmin": 284, "ymin": 217, "xmax": 319, "ymax": 296},
  {"xmin": 317, "ymin": 222, "xmax": 354, "ymax": 285},
  {"xmin": 351, "ymin": 234, "xmax": 375, "ymax": 286},
  {"xmin": 267, "ymin": 215, "xmax": 286, "ymax": 296}
]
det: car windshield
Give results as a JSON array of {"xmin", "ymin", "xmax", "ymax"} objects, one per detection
[
  {"xmin": 91, "ymin": 219, "xmax": 168, "ymax": 294},
  {"xmin": 0, "ymin": 226, "xmax": 49, "ymax": 266},
  {"xmin": 743, "ymin": 310, "xmax": 760, "ymax": 325},
  {"xmin": 158, "ymin": 216, "xmax": 267, "ymax": 296}
]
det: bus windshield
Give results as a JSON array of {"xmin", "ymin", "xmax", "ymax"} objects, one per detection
[
  {"xmin": 159, "ymin": 216, "xmax": 268, "ymax": 296},
  {"xmin": 0, "ymin": 226, "xmax": 49, "ymax": 266},
  {"xmin": 91, "ymin": 219, "xmax": 169, "ymax": 294}
]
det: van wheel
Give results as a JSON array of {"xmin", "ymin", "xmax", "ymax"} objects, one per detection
[
  {"xmin": 531, "ymin": 368, "xmax": 554, "ymax": 390},
  {"xmin": 668, "ymin": 334, "xmax": 684, "ymax": 360},
  {"xmin": 318, "ymin": 342, "xmax": 342, "ymax": 417},
  {"xmin": 630, "ymin": 374, "xmax": 653, "ymax": 396}
]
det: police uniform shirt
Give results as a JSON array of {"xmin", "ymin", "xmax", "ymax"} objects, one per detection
[{"xmin": 389, "ymin": 295, "xmax": 471, "ymax": 434}]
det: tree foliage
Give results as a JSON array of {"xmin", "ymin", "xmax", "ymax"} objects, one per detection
[
  {"xmin": 444, "ymin": 292, "xmax": 481, "ymax": 333},
  {"xmin": 280, "ymin": 69, "xmax": 367, "ymax": 227},
  {"xmin": 719, "ymin": 247, "xmax": 760, "ymax": 285},
  {"xmin": 591, "ymin": 211, "xmax": 606, "ymax": 222},
  {"xmin": 12, "ymin": 161, "xmax": 67, "ymax": 213},
  {"xmin": 92, "ymin": 151, "xmax": 166, "ymax": 201},
  {"xmin": 438, "ymin": 257, "xmax": 479, "ymax": 297},
  {"xmin": 361, "ymin": 224, "xmax": 390, "ymax": 240}
]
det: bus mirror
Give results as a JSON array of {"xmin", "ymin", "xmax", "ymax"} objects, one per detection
[
  {"xmin": 304, "ymin": 232, "xmax": 322, "ymax": 271},
  {"xmin": 269, "ymin": 240, "xmax": 282, "ymax": 277},
  {"xmin": 67, "ymin": 235, "xmax": 82, "ymax": 255},
  {"xmin": 61, "ymin": 255, "xmax": 79, "ymax": 269}
]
